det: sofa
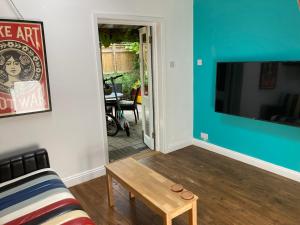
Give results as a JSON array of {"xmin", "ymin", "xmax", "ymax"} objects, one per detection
[{"xmin": 0, "ymin": 149, "xmax": 95, "ymax": 225}]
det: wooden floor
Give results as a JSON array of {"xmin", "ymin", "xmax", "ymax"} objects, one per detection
[{"xmin": 70, "ymin": 146, "xmax": 300, "ymax": 225}]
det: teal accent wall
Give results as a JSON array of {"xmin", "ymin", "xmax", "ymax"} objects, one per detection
[{"xmin": 194, "ymin": 0, "xmax": 300, "ymax": 172}]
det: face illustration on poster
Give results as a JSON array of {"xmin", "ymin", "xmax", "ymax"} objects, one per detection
[{"xmin": 0, "ymin": 50, "xmax": 33, "ymax": 88}]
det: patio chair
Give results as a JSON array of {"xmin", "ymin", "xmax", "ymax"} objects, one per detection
[{"xmin": 119, "ymin": 87, "xmax": 141, "ymax": 124}]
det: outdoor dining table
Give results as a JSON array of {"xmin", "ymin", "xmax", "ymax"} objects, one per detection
[
  {"xmin": 105, "ymin": 92, "xmax": 124, "ymax": 101},
  {"xmin": 105, "ymin": 93, "xmax": 124, "ymax": 116}
]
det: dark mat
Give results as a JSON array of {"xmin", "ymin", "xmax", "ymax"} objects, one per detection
[{"xmin": 109, "ymin": 146, "xmax": 149, "ymax": 162}]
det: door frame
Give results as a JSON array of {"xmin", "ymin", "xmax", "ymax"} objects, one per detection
[{"xmin": 92, "ymin": 13, "xmax": 167, "ymax": 164}]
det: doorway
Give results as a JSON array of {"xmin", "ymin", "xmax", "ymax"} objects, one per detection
[{"xmin": 98, "ymin": 24, "xmax": 155, "ymax": 162}]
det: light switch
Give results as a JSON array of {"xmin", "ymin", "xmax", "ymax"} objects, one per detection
[{"xmin": 197, "ymin": 59, "xmax": 203, "ymax": 66}]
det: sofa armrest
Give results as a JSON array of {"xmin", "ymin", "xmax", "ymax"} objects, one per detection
[{"xmin": 0, "ymin": 149, "xmax": 50, "ymax": 183}]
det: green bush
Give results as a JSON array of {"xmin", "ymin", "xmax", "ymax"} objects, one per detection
[{"xmin": 104, "ymin": 72, "xmax": 140, "ymax": 98}]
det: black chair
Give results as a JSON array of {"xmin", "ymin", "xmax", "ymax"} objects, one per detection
[{"xmin": 119, "ymin": 87, "xmax": 141, "ymax": 124}]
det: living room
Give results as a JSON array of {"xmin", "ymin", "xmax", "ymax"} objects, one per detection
[{"xmin": 0, "ymin": 0, "xmax": 299, "ymax": 225}]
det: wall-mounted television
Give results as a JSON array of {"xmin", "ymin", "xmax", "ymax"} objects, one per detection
[{"xmin": 215, "ymin": 61, "xmax": 300, "ymax": 127}]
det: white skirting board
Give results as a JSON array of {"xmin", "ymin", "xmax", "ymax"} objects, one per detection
[
  {"xmin": 167, "ymin": 139, "xmax": 193, "ymax": 153},
  {"xmin": 62, "ymin": 166, "xmax": 106, "ymax": 187},
  {"xmin": 193, "ymin": 139, "xmax": 300, "ymax": 183}
]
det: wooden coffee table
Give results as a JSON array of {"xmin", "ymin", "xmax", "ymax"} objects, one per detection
[{"xmin": 105, "ymin": 158, "xmax": 198, "ymax": 225}]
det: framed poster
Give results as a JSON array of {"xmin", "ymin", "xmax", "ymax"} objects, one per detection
[
  {"xmin": 0, "ymin": 19, "xmax": 51, "ymax": 118},
  {"xmin": 259, "ymin": 62, "xmax": 278, "ymax": 89}
]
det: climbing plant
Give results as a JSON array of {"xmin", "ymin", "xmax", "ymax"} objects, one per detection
[{"xmin": 99, "ymin": 28, "xmax": 139, "ymax": 47}]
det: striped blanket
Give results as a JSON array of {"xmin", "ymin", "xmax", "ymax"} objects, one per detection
[{"xmin": 0, "ymin": 168, "xmax": 95, "ymax": 225}]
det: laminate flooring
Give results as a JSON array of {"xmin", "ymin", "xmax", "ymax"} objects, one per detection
[{"xmin": 70, "ymin": 146, "xmax": 300, "ymax": 225}]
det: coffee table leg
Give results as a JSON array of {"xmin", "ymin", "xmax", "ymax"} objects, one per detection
[
  {"xmin": 163, "ymin": 214, "xmax": 172, "ymax": 225},
  {"xmin": 106, "ymin": 171, "xmax": 114, "ymax": 207},
  {"xmin": 189, "ymin": 202, "xmax": 197, "ymax": 225}
]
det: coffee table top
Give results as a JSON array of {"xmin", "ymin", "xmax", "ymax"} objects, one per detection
[{"xmin": 105, "ymin": 157, "xmax": 198, "ymax": 215}]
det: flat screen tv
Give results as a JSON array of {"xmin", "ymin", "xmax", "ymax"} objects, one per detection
[{"xmin": 215, "ymin": 61, "xmax": 300, "ymax": 127}]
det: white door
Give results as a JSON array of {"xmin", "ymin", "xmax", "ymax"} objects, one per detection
[{"xmin": 139, "ymin": 26, "xmax": 155, "ymax": 150}]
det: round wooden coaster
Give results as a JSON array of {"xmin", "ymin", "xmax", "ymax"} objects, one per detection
[
  {"xmin": 170, "ymin": 184, "xmax": 184, "ymax": 192},
  {"xmin": 180, "ymin": 191, "xmax": 194, "ymax": 200}
]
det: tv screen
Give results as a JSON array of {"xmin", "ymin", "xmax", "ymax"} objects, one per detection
[{"xmin": 215, "ymin": 61, "xmax": 300, "ymax": 127}]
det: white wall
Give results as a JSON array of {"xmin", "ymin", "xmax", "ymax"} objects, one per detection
[{"xmin": 0, "ymin": 0, "xmax": 193, "ymax": 183}]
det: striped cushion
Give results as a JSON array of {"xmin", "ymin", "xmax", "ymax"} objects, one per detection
[{"xmin": 0, "ymin": 168, "xmax": 95, "ymax": 225}]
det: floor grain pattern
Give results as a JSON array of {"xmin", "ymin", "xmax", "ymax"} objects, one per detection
[{"xmin": 70, "ymin": 146, "xmax": 300, "ymax": 225}]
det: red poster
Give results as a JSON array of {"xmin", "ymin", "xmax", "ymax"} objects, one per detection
[{"xmin": 0, "ymin": 19, "xmax": 51, "ymax": 118}]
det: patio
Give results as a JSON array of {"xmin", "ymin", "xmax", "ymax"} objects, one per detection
[{"xmin": 108, "ymin": 105, "xmax": 148, "ymax": 161}]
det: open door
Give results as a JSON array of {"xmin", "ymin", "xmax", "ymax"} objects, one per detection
[{"xmin": 139, "ymin": 26, "xmax": 155, "ymax": 150}]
